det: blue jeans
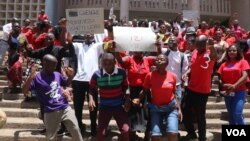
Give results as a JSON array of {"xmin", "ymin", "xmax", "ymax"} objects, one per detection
[
  {"xmin": 224, "ymin": 90, "xmax": 246, "ymax": 125},
  {"xmin": 148, "ymin": 100, "xmax": 179, "ymax": 136}
]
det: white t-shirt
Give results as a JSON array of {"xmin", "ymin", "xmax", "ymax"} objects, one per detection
[
  {"xmin": 73, "ymin": 42, "xmax": 103, "ymax": 82},
  {"xmin": 162, "ymin": 48, "xmax": 189, "ymax": 85}
]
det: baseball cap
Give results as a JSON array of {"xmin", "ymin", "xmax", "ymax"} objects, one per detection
[{"xmin": 186, "ymin": 27, "xmax": 196, "ymax": 35}]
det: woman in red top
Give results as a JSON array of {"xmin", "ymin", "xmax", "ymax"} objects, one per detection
[
  {"xmin": 217, "ymin": 44, "xmax": 250, "ymax": 125},
  {"xmin": 115, "ymin": 51, "xmax": 154, "ymax": 141},
  {"xmin": 197, "ymin": 21, "xmax": 210, "ymax": 37},
  {"xmin": 138, "ymin": 54, "xmax": 182, "ymax": 141}
]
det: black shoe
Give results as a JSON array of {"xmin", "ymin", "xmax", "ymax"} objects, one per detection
[
  {"xmin": 181, "ymin": 133, "xmax": 198, "ymax": 141},
  {"xmin": 39, "ymin": 128, "xmax": 46, "ymax": 135},
  {"xmin": 80, "ymin": 123, "xmax": 86, "ymax": 133}
]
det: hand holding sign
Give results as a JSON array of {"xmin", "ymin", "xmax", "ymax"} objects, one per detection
[{"xmin": 113, "ymin": 27, "xmax": 156, "ymax": 52}]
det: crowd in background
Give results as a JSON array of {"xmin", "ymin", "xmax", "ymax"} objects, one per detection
[{"xmin": 2, "ymin": 9, "xmax": 250, "ymax": 141}]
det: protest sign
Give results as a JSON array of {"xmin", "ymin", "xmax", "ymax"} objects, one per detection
[
  {"xmin": 183, "ymin": 10, "xmax": 200, "ymax": 27},
  {"xmin": 113, "ymin": 27, "xmax": 156, "ymax": 52},
  {"xmin": 66, "ymin": 8, "xmax": 104, "ymax": 35}
]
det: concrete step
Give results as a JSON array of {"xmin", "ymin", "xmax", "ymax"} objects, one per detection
[
  {"xmin": 1, "ymin": 107, "xmax": 90, "ymax": 119},
  {"xmin": 1, "ymin": 99, "xmax": 250, "ymax": 110},
  {"xmin": 0, "ymin": 74, "xmax": 27, "ymax": 81},
  {"xmin": 2, "ymin": 107, "xmax": 250, "ymax": 120},
  {"xmin": 0, "ymin": 80, "xmax": 8, "ymax": 85},
  {"xmin": 0, "ymin": 128, "xmax": 217, "ymax": 141},
  {"xmin": 0, "ymin": 75, "xmax": 6, "ymax": 80},
  {"xmin": 0, "ymin": 69, "xmax": 6, "ymax": 75},
  {"xmin": 3, "ymin": 116, "xmax": 250, "ymax": 130},
  {"xmin": 0, "ymin": 128, "xmax": 130, "ymax": 141}
]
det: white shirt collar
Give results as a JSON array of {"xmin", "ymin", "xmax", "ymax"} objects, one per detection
[{"xmin": 103, "ymin": 66, "xmax": 118, "ymax": 75}]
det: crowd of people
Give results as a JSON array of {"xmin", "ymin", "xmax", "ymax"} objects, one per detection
[{"xmin": 2, "ymin": 10, "xmax": 250, "ymax": 141}]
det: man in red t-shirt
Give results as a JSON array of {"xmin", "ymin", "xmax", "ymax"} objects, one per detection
[
  {"xmin": 21, "ymin": 18, "xmax": 33, "ymax": 45},
  {"xmin": 197, "ymin": 21, "xmax": 210, "ymax": 37},
  {"xmin": 37, "ymin": 9, "xmax": 48, "ymax": 22},
  {"xmin": 182, "ymin": 35, "xmax": 217, "ymax": 141}
]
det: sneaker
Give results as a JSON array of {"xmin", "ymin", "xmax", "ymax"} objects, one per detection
[
  {"xmin": 181, "ymin": 133, "xmax": 198, "ymax": 141},
  {"xmin": 39, "ymin": 128, "xmax": 46, "ymax": 135}
]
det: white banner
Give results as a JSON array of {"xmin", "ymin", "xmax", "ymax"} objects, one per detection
[
  {"xmin": 183, "ymin": 10, "xmax": 200, "ymax": 27},
  {"xmin": 66, "ymin": 8, "xmax": 104, "ymax": 35},
  {"xmin": 113, "ymin": 27, "xmax": 156, "ymax": 52}
]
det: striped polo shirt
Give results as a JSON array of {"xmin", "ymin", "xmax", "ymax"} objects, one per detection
[{"xmin": 89, "ymin": 67, "xmax": 128, "ymax": 108}]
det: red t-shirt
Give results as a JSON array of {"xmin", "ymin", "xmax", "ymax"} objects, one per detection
[
  {"xmin": 209, "ymin": 27, "xmax": 223, "ymax": 38},
  {"xmin": 217, "ymin": 59, "xmax": 250, "ymax": 91},
  {"xmin": 124, "ymin": 56, "xmax": 154, "ymax": 86},
  {"xmin": 21, "ymin": 27, "xmax": 33, "ymax": 45},
  {"xmin": 178, "ymin": 40, "xmax": 188, "ymax": 52},
  {"xmin": 33, "ymin": 33, "xmax": 47, "ymax": 50},
  {"xmin": 188, "ymin": 49, "xmax": 215, "ymax": 94},
  {"xmin": 197, "ymin": 29, "xmax": 210, "ymax": 37},
  {"xmin": 143, "ymin": 71, "xmax": 176, "ymax": 106},
  {"xmin": 37, "ymin": 14, "xmax": 48, "ymax": 21},
  {"xmin": 225, "ymin": 36, "xmax": 236, "ymax": 47}
]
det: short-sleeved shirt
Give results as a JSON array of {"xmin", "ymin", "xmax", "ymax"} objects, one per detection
[
  {"xmin": 217, "ymin": 59, "xmax": 250, "ymax": 91},
  {"xmin": 143, "ymin": 71, "xmax": 176, "ymax": 106},
  {"xmin": 30, "ymin": 72, "xmax": 68, "ymax": 113},
  {"xmin": 188, "ymin": 49, "xmax": 215, "ymax": 94},
  {"xmin": 38, "ymin": 14, "xmax": 48, "ymax": 21},
  {"xmin": 197, "ymin": 29, "xmax": 210, "ymax": 37},
  {"xmin": 124, "ymin": 56, "xmax": 154, "ymax": 87},
  {"xmin": 89, "ymin": 68, "xmax": 128, "ymax": 108},
  {"xmin": 225, "ymin": 36, "xmax": 236, "ymax": 47},
  {"xmin": 21, "ymin": 27, "xmax": 33, "ymax": 45},
  {"xmin": 33, "ymin": 33, "xmax": 47, "ymax": 50},
  {"xmin": 178, "ymin": 40, "xmax": 188, "ymax": 52}
]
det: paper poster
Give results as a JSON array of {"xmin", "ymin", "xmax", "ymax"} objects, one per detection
[
  {"xmin": 183, "ymin": 10, "xmax": 200, "ymax": 27},
  {"xmin": 66, "ymin": 8, "xmax": 104, "ymax": 35},
  {"xmin": 113, "ymin": 27, "xmax": 156, "ymax": 52}
]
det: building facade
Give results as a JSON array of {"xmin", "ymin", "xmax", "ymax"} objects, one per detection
[
  {"xmin": 0, "ymin": 0, "xmax": 249, "ymax": 30},
  {"xmin": 0, "ymin": 0, "xmax": 45, "ymax": 28},
  {"xmin": 47, "ymin": 0, "xmax": 250, "ymax": 30}
]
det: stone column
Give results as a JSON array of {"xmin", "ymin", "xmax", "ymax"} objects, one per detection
[
  {"xmin": 120, "ymin": 0, "xmax": 129, "ymax": 21},
  {"xmin": 45, "ymin": 0, "xmax": 56, "ymax": 24},
  {"xmin": 45, "ymin": 0, "xmax": 66, "ymax": 25}
]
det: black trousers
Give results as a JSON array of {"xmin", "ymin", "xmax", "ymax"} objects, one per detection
[
  {"xmin": 182, "ymin": 88, "xmax": 209, "ymax": 141},
  {"xmin": 72, "ymin": 80, "xmax": 98, "ymax": 134},
  {"xmin": 129, "ymin": 86, "xmax": 151, "ymax": 133}
]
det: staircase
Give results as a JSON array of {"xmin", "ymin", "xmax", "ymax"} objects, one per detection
[{"xmin": 0, "ymin": 66, "xmax": 250, "ymax": 141}]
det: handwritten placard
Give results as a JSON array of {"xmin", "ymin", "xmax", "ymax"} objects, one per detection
[
  {"xmin": 113, "ymin": 27, "xmax": 156, "ymax": 52},
  {"xmin": 66, "ymin": 8, "xmax": 104, "ymax": 35},
  {"xmin": 183, "ymin": 10, "xmax": 200, "ymax": 27}
]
